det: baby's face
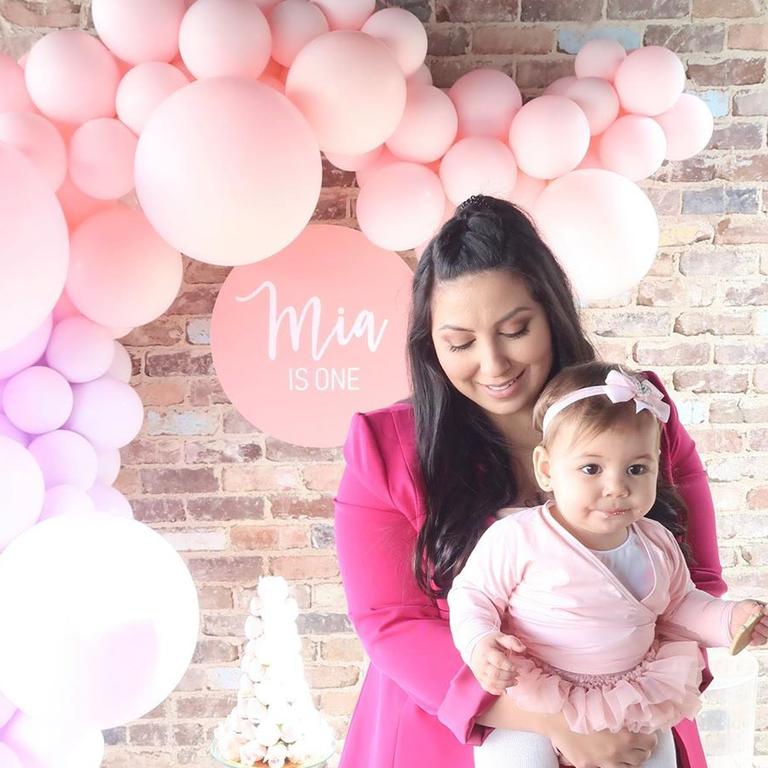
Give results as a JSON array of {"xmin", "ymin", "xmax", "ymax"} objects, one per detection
[{"xmin": 543, "ymin": 415, "xmax": 660, "ymax": 550}]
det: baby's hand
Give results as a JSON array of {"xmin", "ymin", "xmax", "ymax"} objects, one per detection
[
  {"xmin": 469, "ymin": 632, "xmax": 526, "ymax": 695},
  {"xmin": 730, "ymin": 600, "xmax": 768, "ymax": 649}
]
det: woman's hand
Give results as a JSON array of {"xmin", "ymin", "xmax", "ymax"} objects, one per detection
[
  {"xmin": 548, "ymin": 721, "xmax": 659, "ymax": 768},
  {"xmin": 469, "ymin": 631, "xmax": 526, "ymax": 695},
  {"xmin": 730, "ymin": 600, "xmax": 768, "ymax": 647}
]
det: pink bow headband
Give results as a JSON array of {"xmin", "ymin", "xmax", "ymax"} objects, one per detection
[{"xmin": 541, "ymin": 370, "xmax": 671, "ymax": 435}]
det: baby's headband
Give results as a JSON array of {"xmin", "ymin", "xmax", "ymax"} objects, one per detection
[{"xmin": 541, "ymin": 370, "xmax": 671, "ymax": 435}]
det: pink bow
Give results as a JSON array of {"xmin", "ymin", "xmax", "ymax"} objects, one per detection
[{"xmin": 604, "ymin": 370, "xmax": 670, "ymax": 424}]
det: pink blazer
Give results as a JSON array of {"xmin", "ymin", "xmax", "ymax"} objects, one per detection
[{"xmin": 334, "ymin": 373, "xmax": 727, "ymax": 768}]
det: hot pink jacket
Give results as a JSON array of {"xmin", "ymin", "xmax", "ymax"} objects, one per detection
[{"xmin": 334, "ymin": 373, "xmax": 727, "ymax": 768}]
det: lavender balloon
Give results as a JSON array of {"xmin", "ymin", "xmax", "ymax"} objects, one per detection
[
  {"xmin": 3, "ymin": 366, "xmax": 73, "ymax": 434},
  {"xmin": 0, "ymin": 315, "xmax": 52, "ymax": 379},
  {"xmin": 0, "ymin": 437, "xmax": 44, "ymax": 550},
  {"xmin": 27, "ymin": 429, "xmax": 98, "ymax": 490},
  {"xmin": 39, "ymin": 485, "xmax": 97, "ymax": 521},
  {"xmin": 46, "ymin": 316, "xmax": 114, "ymax": 383}
]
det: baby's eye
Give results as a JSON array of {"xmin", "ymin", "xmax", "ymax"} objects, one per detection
[
  {"xmin": 580, "ymin": 464, "xmax": 600, "ymax": 475},
  {"xmin": 627, "ymin": 464, "xmax": 648, "ymax": 476}
]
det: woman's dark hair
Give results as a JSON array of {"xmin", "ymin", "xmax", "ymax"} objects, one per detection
[{"xmin": 408, "ymin": 195, "xmax": 597, "ymax": 599}]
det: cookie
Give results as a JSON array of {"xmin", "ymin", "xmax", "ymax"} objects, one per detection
[{"xmin": 729, "ymin": 608, "xmax": 764, "ymax": 655}]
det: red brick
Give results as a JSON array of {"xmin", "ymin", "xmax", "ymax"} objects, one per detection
[
  {"xmin": 141, "ymin": 467, "xmax": 218, "ymax": 494},
  {"xmin": 184, "ymin": 260, "xmax": 230, "ymax": 284},
  {"xmin": 270, "ymin": 495, "xmax": 335, "ymax": 519},
  {"xmin": 145, "ymin": 351, "xmax": 213, "ymax": 377},
  {"xmin": 644, "ymin": 23, "xmax": 724, "ymax": 51},
  {"xmin": 673, "ymin": 369, "xmax": 749, "ymax": 392},
  {"xmin": 270, "ymin": 554, "xmax": 340, "ymax": 580},
  {"xmin": 192, "ymin": 638, "xmax": 238, "ymax": 664},
  {"xmin": 724, "ymin": 280, "xmax": 768, "ymax": 305},
  {"xmin": 733, "ymin": 89, "xmax": 768, "ymax": 115},
  {"xmin": 748, "ymin": 428, "xmax": 768, "ymax": 451},
  {"xmin": 185, "ymin": 555, "xmax": 264, "ymax": 583},
  {"xmin": 710, "ymin": 122, "xmax": 764, "ymax": 149},
  {"xmin": 221, "ymin": 464, "xmax": 302, "ymax": 492},
  {"xmin": 175, "ymin": 694, "xmax": 234, "ymax": 719},
  {"xmin": 189, "ymin": 378, "xmax": 229, "ymax": 406},
  {"xmin": 186, "ymin": 496, "xmax": 264, "ymax": 521},
  {"xmin": 302, "ymin": 463, "xmax": 345, "ymax": 492},
  {"xmin": 202, "ymin": 614, "xmax": 244, "ymax": 637},
  {"xmin": 686, "ymin": 428, "xmax": 744, "ymax": 453},
  {"xmin": 515, "ymin": 58, "xmax": 574, "ymax": 90},
  {"xmin": 688, "ymin": 58, "xmax": 766, "ymax": 86},
  {"xmin": 122, "ymin": 317, "xmax": 185, "ymax": 347},
  {"xmin": 436, "ymin": 0, "xmax": 518, "ymax": 22},
  {"xmin": 719, "ymin": 154, "xmax": 768, "ymax": 182},
  {"xmin": 694, "ymin": 0, "xmax": 763, "ymax": 17},
  {"xmin": 305, "ymin": 663, "xmax": 360, "ymax": 689},
  {"xmin": 472, "ymin": 25, "xmax": 554, "ymax": 54},
  {"xmin": 679, "ymin": 248, "xmax": 758, "ymax": 276},
  {"xmin": 674, "ymin": 311, "xmax": 752, "ymax": 335},
  {"xmin": 173, "ymin": 723, "xmax": 205, "ymax": 747},
  {"xmin": 167, "ymin": 285, "xmax": 218, "ymax": 315},
  {"xmin": 637, "ymin": 279, "xmax": 716, "ymax": 307},
  {"xmin": 663, "ymin": 157, "xmax": 717, "ymax": 183},
  {"xmin": 633, "ymin": 341, "xmax": 711, "ymax": 366},
  {"xmin": 321, "ymin": 637, "xmax": 365, "ymax": 663},
  {"xmin": 265, "ymin": 439, "xmax": 341, "ymax": 462},
  {"xmin": 184, "ymin": 440, "xmax": 263, "ymax": 464},
  {"xmin": 133, "ymin": 380, "xmax": 186, "ymax": 407},
  {"xmin": 114, "ymin": 467, "xmax": 141, "ymax": 496},
  {"xmin": 747, "ymin": 486, "xmax": 768, "ymax": 508},
  {"xmin": 310, "ymin": 189, "xmax": 350, "ymax": 221},
  {"xmin": 714, "ymin": 341, "xmax": 768, "ymax": 364},
  {"xmin": 754, "ymin": 367, "xmax": 768, "ymax": 392},
  {"xmin": 132, "ymin": 498, "xmax": 186, "ymax": 524},
  {"xmin": 426, "ymin": 24, "xmax": 470, "ymax": 56},
  {"xmin": 231, "ymin": 524, "xmax": 309, "ymax": 550},
  {"xmin": 319, "ymin": 690, "xmax": 361, "ymax": 717},
  {"xmin": 1, "ymin": 0, "xmax": 80, "ymax": 27},
  {"xmin": 715, "ymin": 217, "xmax": 768, "ymax": 244},
  {"xmin": 126, "ymin": 723, "xmax": 168, "ymax": 747},
  {"xmin": 222, "ymin": 407, "xmax": 260, "ymax": 434},
  {"xmin": 122, "ymin": 438, "xmax": 183, "ymax": 465},
  {"xmin": 198, "ymin": 585, "xmax": 233, "ymax": 610}
]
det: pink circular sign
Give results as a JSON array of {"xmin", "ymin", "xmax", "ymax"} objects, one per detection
[{"xmin": 211, "ymin": 224, "xmax": 413, "ymax": 447}]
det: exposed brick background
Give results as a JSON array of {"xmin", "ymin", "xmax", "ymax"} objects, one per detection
[{"xmin": 1, "ymin": 0, "xmax": 767, "ymax": 765}]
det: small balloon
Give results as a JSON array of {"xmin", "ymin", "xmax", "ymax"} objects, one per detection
[{"xmin": 449, "ymin": 68, "xmax": 522, "ymax": 141}]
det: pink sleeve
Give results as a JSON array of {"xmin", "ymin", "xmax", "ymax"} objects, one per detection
[{"xmin": 334, "ymin": 412, "xmax": 497, "ymax": 746}]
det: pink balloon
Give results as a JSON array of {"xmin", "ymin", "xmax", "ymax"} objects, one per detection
[
  {"xmin": 115, "ymin": 62, "xmax": 189, "ymax": 134},
  {"xmin": 0, "ymin": 743, "xmax": 21, "ymax": 768},
  {"xmin": 3, "ymin": 366, "xmax": 73, "ymax": 434},
  {"xmin": 89, "ymin": 483, "xmax": 133, "ymax": 518},
  {"xmin": 46, "ymin": 316, "xmax": 115, "ymax": 383},
  {"xmin": 52, "ymin": 290, "xmax": 81, "ymax": 323},
  {"xmin": 509, "ymin": 171, "xmax": 547, "ymax": 214},
  {"xmin": 614, "ymin": 46, "xmax": 685, "ymax": 116},
  {"xmin": 0, "ymin": 415, "xmax": 29, "ymax": 447},
  {"xmin": 24, "ymin": 30, "xmax": 119, "ymax": 124},
  {"xmin": 286, "ymin": 31, "xmax": 407, "ymax": 154},
  {"xmin": 96, "ymin": 448, "xmax": 122, "ymax": 485},
  {"xmin": 654, "ymin": 93, "xmax": 714, "ymax": 161},
  {"xmin": 92, "ymin": 0, "xmax": 186, "ymax": 64},
  {"xmin": 67, "ymin": 206, "xmax": 183, "ymax": 328},
  {"xmin": 0, "ymin": 53, "xmax": 35, "ymax": 113},
  {"xmin": 311, "ymin": 0, "xmax": 375, "ymax": 30},
  {"xmin": 325, "ymin": 145, "xmax": 383, "ymax": 172},
  {"xmin": 356, "ymin": 162, "xmax": 446, "ymax": 251},
  {"xmin": 107, "ymin": 341, "xmax": 133, "ymax": 383},
  {"xmin": 56, "ymin": 175, "xmax": 113, "ymax": 230},
  {"xmin": 0, "ymin": 146, "xmax": 69, "ymax": 351},
  {"xmin": 559, "ymin": 77, "xmax": 620, "ymax": 136},
  {"xmin": 0, "ymin": 112, "xmax": 67, "ymax": 190},
  {"xmin": 0, "ymin": 437, "xmax": 44, "ymax": 549},
  {"xmin": 598, "ymin": 114, "xmax": 667, "ymax": 181},
  {"xmin": 68, "ymin": 118, "xmax": 138, "ymax": 200},
  {"xmin": 28, "ymin": 429, "xmax": 99, "ymax": 489},
  {"xmin": 448, "ymin": 68, "xmax": 523, "ymax": 141},
  {"xmin": 179, "ymin": 0, "xmax": 271, "ymax": 79},
  {"xmin": 39, "ymin": 484, "xmax": 97, "ymax": 521},
  {"xmin": 576, "ymin": 136, "xmax": 604, "ymax": 170},
  {"xmin": 136, "ymin": 78, "xmax": 321, "ymax": 265},
  {"xmin": 575, "ymin": 38, "xmax": 627, "ymax": 81},
  {"xmin": 270, "ymin": 0, "xmax": 329, "ymax": 68},
  {"xmin": 0, "ymin": 690, "xmax": 16, "ymax": 728},
  {"xmin": 0, "ymin": 315, "xmax": 52, "ymax": 379},
  {"xmin": 386, "ymin": 85, "xmax": 458, "ymax": 163},
  {"xmin": 361, "ymin": 8, "xmax": 428, "ymax": 77},
  {"xmin": 408, "ymin": 63, "xmax": 432, "ymax": 87},
  {"xmin": 508, "ymin": 95, "xmax": 590, "ymax": 179},
  {"xmin": 355, "ymin": 145, "xmax": 399, "ymax": 186},
  {"xmin": 544, "ymin": 75, "xmax": 578, "ymax": 96},
  {"xmin": 533, "ymin": 169, "xmax": 659, "ymax": 303},
  {"xmin": 66, "ymin": 377, "xmax": 144, "ymax": 449},
  {"xmin": 0, "ymin": 514, "xmax": 199, "ymax": 728},
  {"xmin": 439, "ymin": 137, "xmax": 518, "ymax": 205}
]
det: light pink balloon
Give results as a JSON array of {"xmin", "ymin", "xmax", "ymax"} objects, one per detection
[
  {"xmin": 544, "ymin": 75, "xmax": 578, "ymax": 96},
  {"xmin": 0, "ymin": 690, "xmax": 16, "ymax": 728},
  {"xmin": 92, "ymin": 0, "xmax": 186, "ymax": 64},
  {"xmin": 0, "ymin": 53, "xmax": 35, "ymax": 113},
  {"xmin": 24, "ymin": 30, "xmax": 119, "ymax": 124},
  {"xmin": 136, "ymin": 78, "xmax": 321, "ymax": 265},
  {"xmin": 357, "ymin": 162, "xmax": 446, "ymax": 251},
  {"xmin": 449, "ymin": 68, "xmax": 523, "ymax": 141},
  {"xmin": 355, "ymin": 145, "xmax": 399, "ymax": 186},
  {"xmin": 96, "ymin": 448, "xmax": 122, "ymax": 485},
  {"xmin": 508, "ymin": 95, "xmax": 590, "ymax": 180},
  {"xmin": 67, "ymin": 206, "xmax": 183, "ymax": 328},
  {"xmin": 3, "ymin": 366, "xmax": 73, "ymax": 434},
  {"xmin": 439, "ymin": 137, "xmax": 518, "ymax": 205},
  {"xmin": 509, "ymin": 171, "xmax": 547, "ymax": 213},
  {"xmin": 179, "ymin": 0, "xmax": 271, "ymax": 79},
  {"xmin": 0, "ymin": 415, "xmax": 29, "ymax": 447},
  {"xmin": 0, "ymin": 514, "xmax": 199, "ymax": 729},
  {"xmin": 311, "ymin": 0, "xmax": 375, "ymax": 30},
  {"xmin": 270, "ymin": 0, "xmax": 329, "ymax": 68},
  {"xmin": 0, "ymin": 112, "xmax": 67, "ymax": 190},
  {"xmin": 27, "ymin": 429, "xmax": 99, "ymax": 489},
  {"xmin": 532, "ymin": 169, "xmax": 659, "ymax": 303},
  {"xmin": 325, "ymin": 145, "xmax": 383, "ymax": 172},
  {"xmin": 361, "ymin": 8, "xmax": 428, "ymax": 77},
  {"xmin": 56, "ymin": 175, "xmax": 114, "ymax": 230},
  {"xmin": 68, "ymin": 118, "xmax": 138, "ymax": 200},
  {"xmin": 46, "ymin": 316, "xmax": 115, "ymax": 383},
  {"xmin": 107, "ymin": 341, "xmax": 133, "ymax": 382},
  {"xmin": 0, "ymin": 437, "xmax": 44, "ymax": 549},
  {"xmin": 52, "ymin": 290, "xmax": 81, "ymax": 322},
  {"xmin": 89, "ymin": 483, "xmax": 133, "ymax": 518},
  {"xmin": 614, "ymin": 46, "xmax": 685, "ymax": 116},
  {"xmin": 654, "ymin": 93, "xmax": 714, "ymax": 161},
  {"xmin": 598, "ymin": 114, "xmax": 667, "ymax": 181},
  {"xmin": 0, "ymin": 743, "xmax": 21, "ymax": 768},
  {"xmin": 286, "ymin": 30, "xmax": 407, "ymax": 154},
  {"xmin": 559, "ymin": 77, "xmax": 620, "ymax": 136},
  {"xmin": 386, "ymin": 85, "xmax": 458, "ymax": 163},
  {"xmin": 0, "ymin": 146, "xmax": 69, "ymax": 351},
  {"xmin": 39, "ymin": 484, "xmax": 97, "ymax": 521},
  {"xmin": 115, "ymin": 62, "xmax": 189, "ymax": 134},
  {"xmin": 0, "ymin": 314, "xmax": 52, "ymax": 379},
  {"xmin": 576, "ymin": 136, "xmax": 604, "ymax": 170},
  {"xmin": 575, "ymin": 38, "xmax": 627, "ymax": 81},
  {"xmin": 66, "ymin": 376, "xmax": 144, "ymax": 449},
  {"xmin": 408, "ymin": 63, "xmax": 432, "ymax": 87}
]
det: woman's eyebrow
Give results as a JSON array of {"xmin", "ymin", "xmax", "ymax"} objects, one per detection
[{"xmin": 437, "ymin": 306, "xmax": 532, "ymax": 332}]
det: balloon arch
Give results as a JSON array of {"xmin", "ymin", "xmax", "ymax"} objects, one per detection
[{"xmin": 0, "ymin": 0, "xmax": 714, "ymax": 764}]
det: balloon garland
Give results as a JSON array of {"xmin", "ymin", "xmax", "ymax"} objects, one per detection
[{"xmin": 0, "ymin": 0, "xmax": 715, "ymax": 764}]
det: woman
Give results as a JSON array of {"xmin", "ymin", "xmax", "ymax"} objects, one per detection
[{"xmin": 333, "ymin": 195, "xmax": 726, "ymax": 768}]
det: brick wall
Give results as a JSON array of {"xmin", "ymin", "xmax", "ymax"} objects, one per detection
[{"xmin": 1, "ymin": 0, "xmax": 767, "ymax": 765}]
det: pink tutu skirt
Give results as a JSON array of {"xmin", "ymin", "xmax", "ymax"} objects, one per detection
[{"xmin": 505, "ymin": 640, "xmax": 704, "ymax": 735}]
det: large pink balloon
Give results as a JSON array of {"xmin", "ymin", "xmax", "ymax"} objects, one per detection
[
  {"xmin": 0, "ymin": 513, "xmax": 199, "ymax": 728},
  {"xmin": 325, "ymin": 145, "xmax": 383, "ymax": 172},
  {"xmin": 0, "ymin": 437, "xmax": 44, "ymax": 550},
  {"xmin": 0, "ymin": 315, "xmax": 52, "ymax": 380},
  {"xmin": 179, "ymin": 0, "xmax": 271, "ymax": 80},
  {"xmin": 66, "ymin": 206, "xmax": 183, "ymax": 328},
  {"xmin": 0, "ymin": 743, "xmax": 21, "ymax": 768},
  {"xmin": 24, "ymin": 30, "xmax": 119, "ymax": 124},
  {"xmin": 3, "ymin": 366, "xmax": 73, "ymax": 434},
  {"xmin": 39, "ymin": 485, "xmax": 97, "ymax": 520},
  {"xmin": 0, "ymin": 691, "xmax": 15, "ymax": 729},
  {"xmin": 0, "ymin": 112, "xmax": 67, "ymax": 190},
  {"xmin": 449, "ymin": 68, "xmax": 523, "ymax": 141},
  {"xmin": 0, "ymin": 54, "xmax": 35, "ymax": 113},
  {"xmin": 96, "ymin": 448, "xmax": 122, "ymax": 485},
  {"xmin": 386, "ymin": 85, "xmax": 458, "ymax": 163},
  {"xmin": 0, "ymin": 146, "xmax": 69, "ymax": 351},
  {"xmin": 598, "ymin": 114, "xmax": 667, "ymax": 181},
  {"xmin": 136, "ymin": 78, "xmax": 322, "ymax": 265},
  {"xmin": 270, "ymin": 0, "xmax": 329, "ymax": 68},
  {"xmin": 46, "ymin": 316, "xmax": 115, "ymax": 383},
  {"xmin": 89, "ymin": 483, "xmax": 134, "ymax": 518},
  {"xmin": 533, "ymin": 169, "xmax": 659, "ymax": 303},
  {"xmin": 614, "ymin": 46, "xmax": 685, "ymax": 116},
  {"xmin": 0, "ymin": 415, "xmax": 29, "ymax": 447},
  {"xmin": 558, "ymin": 78, "xmax": 620, "ymax": 136},
  {"xmin": 92, "ymin": 0, "xmax": 186, "ymax": 64},
  {"xmin": 286, "ymin": 31, "xmax": 407, "ymax": 155},
  {"xmin": 356, "ymin": 162, "xmax": 445, "ymax": 251},
  {"xmin": 107, "ymin": 341, "xmax": 133, "ymax": 383},
  {"xmin": 575, "ymin": 38, "xmax": 626, "ymax": 81},
  {"xmin": 116, "ymin": 62, "xmax": 189, "ymax": 134},
  {"xmin": 361, "ymin": 8, "xmax": 428, "ymax": 77},
  {"xmin": 440, "ymin": 137, "xmax": 518, "ymax": 205},
  {"xmin": 509, "ymin": 95, "xmax": 590, "ymax": 180},
  {"xmin": 311, "ymin": 0, "xmax": 374, "ymax": 30},
  {"xmin": 28, "ymin": 429, "xmax": 99, "ymax": 489},
  {"xmin": 654, "ymin": 93, "xmax": 714, "ymax": 161},
  {"xmin": 56, "ymin": 175, "xmax": 113, "ymax": 230},
  {"xmin": 509, "ymin": 171, "xmax": 547, "ymax": 214},
  {"xmin": 65, "ymin": 377, "xmax": 144, "ymax": 449},
  {"xmin": 355, "ymin": 145, "xmax": 399, "ymax": 186}
]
